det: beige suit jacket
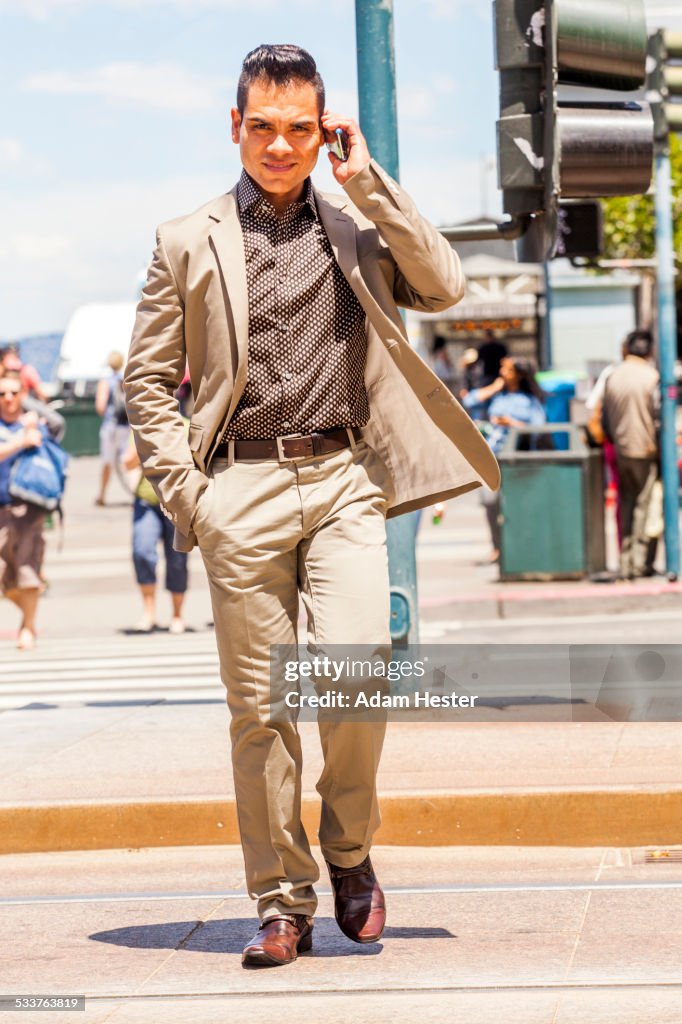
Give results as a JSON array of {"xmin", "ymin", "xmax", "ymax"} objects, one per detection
[{"xmin": 124, "ymin": 159, "xmax": 500, "ymax": 552}]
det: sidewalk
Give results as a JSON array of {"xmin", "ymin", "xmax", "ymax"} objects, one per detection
[{"xmin": 3, "ymin": 703, "xmax": 682, "ymax": 853}]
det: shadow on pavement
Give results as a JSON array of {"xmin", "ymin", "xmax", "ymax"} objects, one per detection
[{"xmin": 89, "ymin": 917, "xmax": 451, "ymax": 955}]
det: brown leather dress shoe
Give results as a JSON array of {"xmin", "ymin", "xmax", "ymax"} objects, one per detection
[
  {"xmin": 241, "ymin": 914, "xmax": 313, "ymax": 967},
  {"xmin": 326, "ymin": 855, "xmax": 386, "ymax": 943}
]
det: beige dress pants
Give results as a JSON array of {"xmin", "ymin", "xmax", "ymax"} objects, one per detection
[{"xmin": 192, "ymin": 437, "xmax": 393, "ymax": 921}]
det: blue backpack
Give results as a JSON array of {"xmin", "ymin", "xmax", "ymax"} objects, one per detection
[{"xmin": 9, "ymin": 435, "xmax": 69, "ymax": 512}]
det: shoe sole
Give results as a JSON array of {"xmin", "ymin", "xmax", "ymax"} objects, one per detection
[{"xmin": 336, "ymin": 914, "xmax": 385, "ymax": 944}]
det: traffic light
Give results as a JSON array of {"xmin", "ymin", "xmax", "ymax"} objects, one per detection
[
  {"xmin": 494, "ymin": 0, "xmax": 654, "ymax": 259},
  {"xmin": 554, "ymin": 200, "xmax": 603, "ymax": 259},
  {"xmin": 647, "ymin": 30, "xmax": 682, "ymax": 142}
]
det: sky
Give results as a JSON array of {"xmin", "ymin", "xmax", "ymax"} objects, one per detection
[{"xmin": 1, "ymin": 0, "xmax": 681, "ymax": 339}]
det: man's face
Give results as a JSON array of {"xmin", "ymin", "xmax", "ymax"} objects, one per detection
[
  {"xmin": 231, "ymin": 77, "xmax": 324, "ymax": 207},
  {"xmin": 0, "ymin": 377, "xmax": 24, "ymax": 423}
]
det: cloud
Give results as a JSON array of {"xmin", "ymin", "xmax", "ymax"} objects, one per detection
[
  {"xmin": 419, "ymin": 0, "xmax": 488, "ymax": 20},
  {"xmin": 401, "ymin": 156, "xmax": 501, "ymax": 226},
  {"xmin": 23, "ymin": 62, "xmax": 231, "ymax": 113},
  {"xmin": 0, "ymin": 171, "xmax": 238, "ymax": 338},
  {"xmin": 399, "ymin": 73, "xmax": 461, "ymax": 121},
  {"xmin": 0, "ymin": 0, "xmax": 343, "ymax": 16},
  {"xmin": 0, "ymin": 233, "xmax": 71, "ymax": 263},
  {"xmin": 0, "ymin": 139, "xmax": 23, "ymax": 165},
  {"xmin": 0, "ymin": 146, "xmax": 495, "ymax": 339},
  {"xmin": 0, "ymin": 138, "xmax": 51, "ymax": 176},
  {"xmin": 3, "ymin": 0, "xmax": 473, "ymax": 18},
  {"xmin": 2, "ymin": 0, "xmax": 269, "ymax": 14}
]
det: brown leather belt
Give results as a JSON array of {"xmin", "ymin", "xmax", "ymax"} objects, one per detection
[{"xmin": 214, "ymin": 426, "xmax": 363, "ymax": 463}]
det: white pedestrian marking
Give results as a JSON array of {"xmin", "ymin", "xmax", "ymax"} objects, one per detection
[{"xmin": 0, "ymin": 632, "xmax": 224, "ymax": 709}]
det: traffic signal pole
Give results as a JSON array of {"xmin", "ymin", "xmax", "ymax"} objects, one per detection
[
  {"xmin": 648, "ymin": 29, "xmax": 681, "ymax": 580},
  {"xmin": 355, "ymin": 0, "xmax": 419, "ymax": 642},
  {"xmin": 654, "ymin": 147, "xmax": 681, "ymax": 580},
  {"xmin": 355, "ymin": 0, "xmax": 399, "ymax": 182}
]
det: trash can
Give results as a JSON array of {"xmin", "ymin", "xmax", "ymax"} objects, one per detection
[
  {"xmin": 538, "ymin": 377, "xmax": 577, "ymax": 451},
  {"xmin": 497, "ymin": 423, "xmax": 605, "ymax": 580},
  {"xmin": 60, "ymin": 399, "xmax": 101, "ymax": 456}
]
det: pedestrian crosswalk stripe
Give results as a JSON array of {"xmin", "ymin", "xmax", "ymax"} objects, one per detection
[{"xmin": 0, "ymin": 632, "xmax": 224, "ymax": 710}]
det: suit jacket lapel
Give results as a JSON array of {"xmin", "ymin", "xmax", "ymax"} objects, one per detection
[
  {"xmin": 316, "ymin": 192, "xmax": 384, "ymax": 327},
  {"xmin": 208, "ymin": 189, "xmax": 249, "ymax": 401}
]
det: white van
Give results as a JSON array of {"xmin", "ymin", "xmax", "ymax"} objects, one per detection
[{"xmin": 58, "ymin": 302, "xmax": 136, "ymax": 397}]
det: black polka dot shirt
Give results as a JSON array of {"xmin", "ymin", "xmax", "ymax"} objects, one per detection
[{"xmin": 222, "ymin": 171, "xmax": 369, "ymax": 441}]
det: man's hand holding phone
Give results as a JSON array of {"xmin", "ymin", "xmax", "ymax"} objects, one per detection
[{"xmin": 321, "ymin": 111, "xmax": 370, "ymax": 186}]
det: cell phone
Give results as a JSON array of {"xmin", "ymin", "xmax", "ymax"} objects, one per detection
[{"xmin": 325, "ymin": 127, "xmax": 350, "ymax": 162}]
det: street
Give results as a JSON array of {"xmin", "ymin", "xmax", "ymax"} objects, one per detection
[{"xmin": 2, "ymin": 845, "xmax": 682, "ymax": 1024}]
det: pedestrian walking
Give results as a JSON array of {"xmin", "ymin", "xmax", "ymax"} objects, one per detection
[
  {"xmin": 585, "ymin": 343, "xmax": 628, "ymax": 550},
  {"xmin": 1, "ymin": 347, "xmax": 64, "ymax": 440},
  {"xmin": 458, "ymin": 348, "xmax": 487, "ymax": 420},
  {"xmin": 125, "ymin": 43, "xmax": 498, "ymax": 967},
  {"xmin": 1, "ymin": 346, "xmax": 49, "ymax": 403},
  {"xmin": 602, "ymin": 330, "xmax": 660, "ymax": 579},
  {"xmin": 477, "ymin": 329, "xmax": 508, "ymax": 386},
  {"xmin": 430, "ymin": 335, "xmax": 456, "ymax": 393},
  {"xmin": 123, "ymin": 410, "xmax": 190, "ymax": 634},
  {"xmin": 95, "ymin": 351, "xmax": 129, "ymax": 507},
  {"xmin": 123, "ymin": 442, "xmax": 189, "ymax": 635},
  {"xmin": 0, "ymin": 372, "xmax": 50, "ymax": 649},
  {"xmin": 462, "ymin": 356, "xmax": 545, "ymax": 563}
]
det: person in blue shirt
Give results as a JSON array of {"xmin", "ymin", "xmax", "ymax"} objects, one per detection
[
  {"xmin": 462, "ymin": 356, "xmax": 546, "ymax": 563},
  {"xmin": 0, "ymin": 371, "xmax": 49, "ymax": 649}
]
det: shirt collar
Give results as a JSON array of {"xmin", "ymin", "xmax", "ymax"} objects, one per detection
[{"xmin": 236, "ymin": 170, "xmax": 317, "ymax": 220}]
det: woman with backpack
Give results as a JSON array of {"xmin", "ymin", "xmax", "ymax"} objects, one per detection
[{"xmin": 95, "ymin": 350, "xmax": 129, "ymax": 507}]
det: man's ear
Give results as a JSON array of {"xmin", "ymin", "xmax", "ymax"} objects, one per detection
[{"xmin": 230, "ymin": 107, "xmax": 241, "ymax": 145}]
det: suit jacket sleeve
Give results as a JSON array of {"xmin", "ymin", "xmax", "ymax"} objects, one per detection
[
  {"xmin": 124, "ymin": 227, "xmax": 209, "ymax": 537},
  {"xmin": 342, "ymin": 159, "xmax": 465, "ymax": 313}
]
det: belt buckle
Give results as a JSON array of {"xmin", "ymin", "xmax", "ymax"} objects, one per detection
[{"xmin": 275, "ymin": 432, "xmax": 312, "ymax": 463}]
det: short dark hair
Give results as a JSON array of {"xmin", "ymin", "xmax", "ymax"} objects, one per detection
[
  {"xmin": 236, "ymin": 44, "xmax": 325, "ymax": 117},
  {"xmin": 625, "ymin": 329, "xmax": 654, "ymax": 358}
]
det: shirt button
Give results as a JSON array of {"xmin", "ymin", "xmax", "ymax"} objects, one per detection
[
  {"xmin": 283, "ymin": 371, "xmax": 292, "ymax": 380},
  {"xmin": 282, "ymin": 421, "xmax": 292, "ymax": 430}
]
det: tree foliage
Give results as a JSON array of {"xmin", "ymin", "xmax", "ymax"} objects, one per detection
[{"xmin": 601, "ymin": 133, "xmax": 682, "ymax": 265}]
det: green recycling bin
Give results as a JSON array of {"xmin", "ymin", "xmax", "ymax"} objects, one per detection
[
  {"xmin": 497, "ymin": 423, "xmax": 606, "ymax": 581},
  {"xmin": 60, "ymin": 399, "xmax": 102, "ymax": 456}
]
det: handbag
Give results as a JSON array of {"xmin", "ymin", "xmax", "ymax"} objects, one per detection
[{"xmin": 645, "ymin": 479, "xmax": 664, "ymax": 540}]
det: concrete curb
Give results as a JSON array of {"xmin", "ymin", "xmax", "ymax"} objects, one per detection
[
  {"xmin": 421, "ymin": 582, "xmax": 682, "ymax": 620},
  {"xmin": 4, "ymin": 789, "xmax": 682, "ymax": 854}
]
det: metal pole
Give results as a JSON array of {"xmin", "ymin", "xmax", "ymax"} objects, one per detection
[
  {"xmin": 355, "ymin": 0, "xmax": 418, "ymax": 643},
  {"xmin": 654, "ymin": 147, "xmax": 681, "ymax": 580},
  {"xmin": 355, "ymin": 0, "xmax": 400, "ymax": 177},
  {"xmin": 542, "ymin": 261, "xmax": 554, "ymax": 370}
]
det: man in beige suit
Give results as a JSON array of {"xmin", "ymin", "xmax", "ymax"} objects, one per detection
[{"xmin": 125, "ymin": 44, "xmax": 498, "ymax": 967}]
